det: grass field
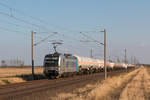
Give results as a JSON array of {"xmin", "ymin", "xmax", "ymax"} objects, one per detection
[
  {"xmin": 0, "ymin": 67, "xmax": 43, "ymax": 85},
  {"xmin": 53, "ymin": 66, "xmax": 150, "ymax": 100}
]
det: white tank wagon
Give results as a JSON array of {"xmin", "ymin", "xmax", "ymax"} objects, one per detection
[
  {"xmin": 127, "ymin": 64, "xmax": 136, "ymax": 69},
  {"xmin": 107, "ymin": 62, "xmax": 115, "ymax": 70},
  {"xmin": 121, "ymin": 63, "xmax": 128, "ymax": 69},
  {"xmin": 74, "ymin": 55, "xmax": 104, "ymax": 73},
  {"xmin": 74, "ymin": 56, "xmax": 117, "ymax": 72},
  {"xmin": 114, "ymin": 63, "xmax": 122, "ymax": 69},
  {"xmin": 113, "ymin": 63, "xmax": 128, "ymax": 70}
]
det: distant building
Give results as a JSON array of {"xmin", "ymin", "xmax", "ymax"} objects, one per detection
[
  {"xmin": 1, "ymin": 60, "xmax": 7, "ymax": 67},
  {"xmin": 1, "ymin": 59, "xmax": 24, "ymax": 67}
]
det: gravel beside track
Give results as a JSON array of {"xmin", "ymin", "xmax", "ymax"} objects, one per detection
[{"xmin": 0, "ymin": 69, "xmax": 134, "ymax": 100}]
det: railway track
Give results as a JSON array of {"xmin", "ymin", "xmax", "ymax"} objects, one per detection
[{"xmin": 0, "ymin": 69, "xmax": 135, "ymax": 100}]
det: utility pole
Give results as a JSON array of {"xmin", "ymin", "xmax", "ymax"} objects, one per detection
[
  {"xmin": 131, "ymin": 56, "xmax": 133, "ymax": 64},
  {"xmin": 80, "ymin": 29, "xmax": 107, "ymax": 79},
  {"xmin": 117, "ymin": 57, "xmax": 120, "ymax": 63},
  {"xmin": 134, "ymin": 56, "xmax": 136, "ymax": 65},
  {"xmin": 90, "ymin": 48, "xmax": 93, "ymax": 58},
  {"xmin": 125, "ymin": 49, "xmax": 127, "ymax": 64},
  {"xmin": 31, "ymin": 31, "xmax": 34, "ymax": 80},
  {"xmin": 124, "ymin": 48, "xmax": 128, "ymax": 72},
  {"xmin": 101, "ymin": 29, "xmax": 107, "ymax": 79},
  {"xmin": 104, "ymin": 29, "xmax": 107, "ymax": 79}
]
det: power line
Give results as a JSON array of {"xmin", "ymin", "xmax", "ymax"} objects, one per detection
[
  {"xmin": 0, "ymin": 2, "xmax": 79, "ymax": 37},
  {"xmin": 0, "ymin": 1, "xmax": 103, "ymax": 39},
  {"xmin": 80, "ymin": 32, "xmax": 103, "ymax": 45},
  {"xmin": 34, "ymin": 32, "xmax": 58, "ymax": 46},
  {"xmin": 0, "ymin": 1, "xmax": 104, "ymax": 40},
  {"xmin": 0, "ymin": 1, "xmax": 63, "ymax": 34},
  {"xmin": 0, "ymin": 10, "xmax": 54, "ymax": 33},
  {"xmin": 0, "ymin": 26, "xmax": 27, "ymax": 36},
  {"xmin": 0, "ymin": 2, "xmax": 105, "ymax": 51},
  {"xmin": 0, "ymin": 22, "xmax": 51, "ymax": 41},
  {"xmin": 0, "ymin": 3, "xmax": 78, "ymax": 32},
  {"xmin": 0, "ymin": 10, "xmax": 80, "ymax": 47},
  {"xmin": 0, "ymin": 10, "xmax": 64, "ymax": 47},
  {"xmin": 0, "ymin": 18, "xmax": 35, "ymax": 30},
  {"xmin": 0, "ymin": 2, "xmax": 48, "ymax": 25},
  {"xmin": 0, "ymin": 2, "xmax": 76, "ymax": 35},
  {"xmin": 0, "ymin": 11, "xmax": 41, "ymax": 28}
]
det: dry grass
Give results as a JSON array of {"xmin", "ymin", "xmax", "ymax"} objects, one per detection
[
  {"xmin": 119, "ymin": 67, "xmax": 150, "ymax": 100},
  {"xmin": 143, "ymin": 67, "xmax": 150, "ymax": 99},
  {"xmin": 0, "ymin": 78, "xmax": 26, "ymax": 85},
  {"xmin": 52, "ymin": 67, "xmax": 142, "ymax": 100},
  {"xmin": 0, "ymin": 67, "xmax": 43, "ymax": 85},
  {"xmin": 0, "ymin": 67, "xmax": 43, "ymax": 78}
]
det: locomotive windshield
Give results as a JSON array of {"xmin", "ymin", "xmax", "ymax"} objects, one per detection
[{"xmin": 44, "ymin": 57, "xmax": 59, "ymax": 67}]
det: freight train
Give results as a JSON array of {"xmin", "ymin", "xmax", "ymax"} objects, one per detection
[{"xmin": 43, "ymin": 52, "xmax": 132, "ymax": 78}]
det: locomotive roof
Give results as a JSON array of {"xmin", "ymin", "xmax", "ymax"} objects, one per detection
[
  {"xmin": 73, "ymin": 55, "xmax": 104, "ymax": 61},
  {"xmin": 45, "ymin": 52, "xmax": 61, "ymax": 57},
  {"xmin": 45, "ymin": 53, "xmax": 73, "ymax": 57}
]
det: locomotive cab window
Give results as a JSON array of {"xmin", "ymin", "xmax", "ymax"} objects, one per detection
[{"xmin": 44, "ymin": 57, "xmax": 59, "ymax": 67}]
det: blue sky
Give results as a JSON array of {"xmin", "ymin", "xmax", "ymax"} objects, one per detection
[{"xmin": 0, "ymin": 0, "xmax": 150, "ymax": 65}]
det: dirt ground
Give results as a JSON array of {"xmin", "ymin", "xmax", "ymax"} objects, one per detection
[{"xmin": 53, "ymin": 66, "xmax": 150, "ymax": 100}]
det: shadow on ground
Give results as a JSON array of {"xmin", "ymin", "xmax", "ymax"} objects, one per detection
[{"xmin": 16, "ymin": 74, "xmax": 47, "ymax": 81}]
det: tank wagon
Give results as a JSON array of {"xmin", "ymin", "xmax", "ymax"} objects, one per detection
[
  {"xmin": 43, "ymin": 52, "xmax": 129, "ymax": 78},
  {"xmin": 113, "ymin": 63, "xmax": 128, "ymax": 70},
  {"xmin": 74, "ymin": 55, "xmax": 104, "ymax": 73}
]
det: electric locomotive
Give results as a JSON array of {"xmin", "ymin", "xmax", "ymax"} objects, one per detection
[{"xmin": 43, "ymin": 52, "xmax": 78, "ymax": 78}]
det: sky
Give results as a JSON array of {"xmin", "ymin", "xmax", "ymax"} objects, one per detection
[{"xmin": 0, "ymin": 0, "xmax": 150, "ymax": 65}]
